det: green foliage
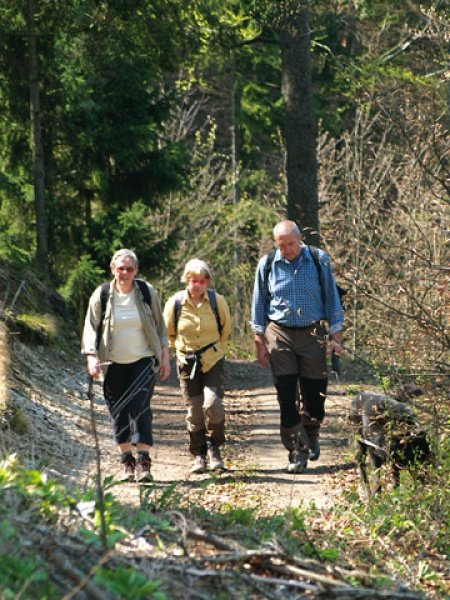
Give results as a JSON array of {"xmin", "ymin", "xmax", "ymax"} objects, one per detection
[
  {"xmin": 94, "ymin": 567, "xmax": 166, "ymax": 600},
  {"xmin": 16, "ymin": 312, "xmax": 59, "ymax": 344},
  {"xmin": 0, "ymin": 175, "xmax": 35, "ymax": 264},
  {"xmin": 0, "ymin": 234, "xmax": 33, "ymax": 266},
  {"xmin": 329, "ymin": 435, "xmax": 450, "ymax": 596},
  {"xmin": 0, "ymin": 551, "xmax": 55, "ymax": 600},
  {"xmin": 0, "ymin": 455, "xmax": 75, "ymax": 520},
  {"xmin": 1, "ymin": 0, "xmax": 194, "ymax": 283},
  {"xmin": 78, "ymin": 488, "xmax": 129, "ymax": 549},
  {"xmin": 60, "ymin": 254, "xmax": 104, "ymax": 333},
  {"xmin": 220, "ymin": 505, "xmax": 256, "ymax": 526},
  {"xmin": 88, "ymin": 201, "xmax": 179, "ymax": 279}
]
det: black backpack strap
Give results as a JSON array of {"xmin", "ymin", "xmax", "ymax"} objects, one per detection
[
  {"xmin": 308, "ymin": 245, "xmax": 346, "ymax": 303},
  {"xmin": 173, "ymin": 290, "xmax": 185, "ymax": 333},
  {"xmin": 206, "ymin": 288, "xmax": 222, "ymax": 335},
  {"xmin": 135, "ymin": 278, "xmax": 152, "ymax": 310},
  {"xmin": 96, "ymin": 282, "xmax": 110, "ymax": 350},
  {"xmin": 308, "ymin": 245, "xmax": 325, "ymax": 305},
  {"xmin": 263, "ymin": 250, "xmax": 276, "ymax": 291}
]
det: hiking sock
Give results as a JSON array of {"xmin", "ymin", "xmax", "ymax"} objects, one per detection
[
  {"xmin": 137, "ymin": 451, "xmax": 150, "ymax": 461},
  {"xmin": 120, "ymin": 451, "xmax": 134, "ymax": 463}
]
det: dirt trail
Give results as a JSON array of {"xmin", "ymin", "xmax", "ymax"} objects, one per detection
[
  {"xmin": 95, "ymin": 359, "xmax": 354, "ymax": 512},
  {"xmin": 4, "ymin": 337, "xmax": 355, "ymax": 513}
]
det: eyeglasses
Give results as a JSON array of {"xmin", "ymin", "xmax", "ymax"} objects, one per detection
[{"xmin": 116, "ymin": 266, "xmax": 135, "ymax": 273}]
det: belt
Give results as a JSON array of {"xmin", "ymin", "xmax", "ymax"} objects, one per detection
[{"xmin": 268, "ymin": 320, "xmax": 320, "ymax": 331}]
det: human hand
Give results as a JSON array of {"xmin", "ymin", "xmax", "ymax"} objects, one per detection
[
  {"xmin": 159, "ymin": 360, "xmax": 170, "ymax": 381},
  {"xmin": 159, "ymin": 347, "xmax": 170, "ymax": 381},
  {"xmin": 255, "ymin": 337, "xmax": 269, "ymax": 368},
  {"xmin": 87, "ymin": 355, "xmax": 101, "ymax": 379},
  {"xmin": 328, "ymin": 337, "xmax": 343, "ymax": 357}
]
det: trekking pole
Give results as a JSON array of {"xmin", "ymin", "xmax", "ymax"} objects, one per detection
[
  {"xmin": 87, "ymin": 375, "xmax": 108, "ymax": 551},
  {"xmin": 329, "ymin": 350, "xmax": 341, "ymax": 385},
  {"xmin": 331, "ymin": 351, "xmax": 341, "ymax": 377}
]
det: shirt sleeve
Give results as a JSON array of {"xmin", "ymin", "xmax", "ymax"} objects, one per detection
[
  {"xmin": 81, "ymin": 286, "xmax": 102, "ymax": 355},
  {"xmin": 163, "ymin": 295, "xmax": 177, "ymax": 349},
  {"xmin": 251, "ymin": 256, "xmax": 268, "ymax": 334},
  {"xmin": 147, "ymin": 284, "xmax": 169, "ymax": 348},
  {"xmin": 319, "ymin": 251, "xmax": 344, "ymax": 335}
]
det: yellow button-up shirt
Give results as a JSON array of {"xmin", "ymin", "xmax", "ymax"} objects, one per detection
[{"xmin": 164, "ymin": 289, "xmax": 231, "ymax": 373}]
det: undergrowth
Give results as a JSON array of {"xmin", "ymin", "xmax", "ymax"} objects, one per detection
[{"xmin": 1, "ymin": 441, "xmax": 448, "ymax": 599}]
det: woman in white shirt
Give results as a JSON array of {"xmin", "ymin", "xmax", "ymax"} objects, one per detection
[{"xmin": 82, "ymin": 249, "xmax": 170, "ymax": 482}]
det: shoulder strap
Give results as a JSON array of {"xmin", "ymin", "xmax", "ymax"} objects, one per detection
[
  {"xmin": 135, "ymin": 278, "xmax": 152, "ymax": 309},
  {"xmin": 206, "ymin": 288, "xmax": 222, "ymax": 335},
  {"xmin": 263, "ymin": 249, "xmax": 277, "ymax": 295},
  {"xmin": 308, "ymin": 245, "xmax": 346, "ymax": 303},
  {"xmin": 173, "ymin": 290, "xmax": 185, "ymax": 334},
  {"xmin": 96, "ymin": 282, "xmax": 110, "ymax": 349},
  {"xmin": 308, "ymin": 245, "xmax": 326, "ymax": 304}
]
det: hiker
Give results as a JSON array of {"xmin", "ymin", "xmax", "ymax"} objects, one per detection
[
  {"xmin": 81, "ymin": 248, "xmax": 170, "ymax": 483},
  {"xmin": 251, "ymin": 220, "xmax": 344, "ymax": 473},
  {"xmin": 163, "ymin": 259, "xmax": 231, "ymax": 474}
]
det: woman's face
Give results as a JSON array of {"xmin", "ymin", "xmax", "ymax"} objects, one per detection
[
  {"xmin": 187, "ymin": 274, "xmax": 209, "ymax": 299},
  {"xmin": 112, "ymin": 256, "xmax": 137, "ymax": 288}
]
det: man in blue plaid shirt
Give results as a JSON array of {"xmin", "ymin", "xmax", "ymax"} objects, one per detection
[{"xmin": 251, "ymin": 220, "xmax": 344, "ymax": 473}]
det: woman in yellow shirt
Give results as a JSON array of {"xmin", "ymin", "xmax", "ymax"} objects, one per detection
[{"xmin": 164, "ymin": 259, "xmax": 231, "ymax": 474}]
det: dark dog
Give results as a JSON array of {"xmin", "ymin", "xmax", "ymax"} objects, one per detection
[{"xmin": 348, "ymin": 392, "xmax": 431, "ymax": 494}]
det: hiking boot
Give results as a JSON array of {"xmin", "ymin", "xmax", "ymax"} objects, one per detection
[
  {"xmin": 190, "ymin": 455, "xmax": 207, "ymax": 474},
  {"xmin": 136, "ymin": 453, "xmax": 153, "ymax": 483},
  {"xmin": 119, "ymin": 453, "xmax": 136, "ymax": 483},
  {"xmin": 309, "ymin": 438, "xmax": 321, "ymax": 461},
  {"xmin": 207, "ymin": 445, "xmax": 224, "ymax": 471},
  {"xmin": 287, "ymin": 451, "xmax": 307, "ymax": 474}
]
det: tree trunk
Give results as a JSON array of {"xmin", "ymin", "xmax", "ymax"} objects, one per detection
[
  {"xmin": 28, "ymin": 0, "xmax": 48, "ymax": 266},
  {"xmin": 230, "ymin": 50, "xmax": 241, "ymax": 335},
  {"xmin": 278, "ymin": 3, "xmax": 320, "ymax": 246}
]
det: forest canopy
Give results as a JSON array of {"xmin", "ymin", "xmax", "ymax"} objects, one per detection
[{"xmin": 0, "ymin": 0, "xmax": 448, "ymax": 380}]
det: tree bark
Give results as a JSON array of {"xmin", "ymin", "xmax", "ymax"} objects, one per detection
[
  {"xmin": 28, "ymin": 0, "xmax": 48, "ymax": 266},
  {"xmin": 278, "ymin": 3, "xmax": 320, "ymax": 246}
]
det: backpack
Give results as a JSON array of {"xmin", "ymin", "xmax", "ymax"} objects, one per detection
[
  {"xmin": 96, "ymin": 279, "xmax": 152, "ymax": 349},
  {"xmin": 173, "ymin": 289, "xmax": 222, "ymax": 335},
  {"xmin": 263, "ymin": 245, "xmax": 346, "ymax": 305}
]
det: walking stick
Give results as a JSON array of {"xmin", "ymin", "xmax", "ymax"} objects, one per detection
[
  {"xmin": 331, "ymin": 351, "xmax": 341, "ymax": 378},
  {"xmin": 87, "ymin": 375, "xmax": 108, "ymax": 551}
]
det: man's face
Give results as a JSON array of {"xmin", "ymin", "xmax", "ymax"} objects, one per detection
[{"xmin": 274, "ymin": 231, "xmax": 301, "ymax": 260}]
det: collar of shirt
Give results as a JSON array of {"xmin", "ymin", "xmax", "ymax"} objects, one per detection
[
  {"xmin": 272, "ymin": 244, "xmax": 312, "ymax": 268},
  {"xmin": 181, "ymin": 289, "xmax": 212, "ymax": 308}
]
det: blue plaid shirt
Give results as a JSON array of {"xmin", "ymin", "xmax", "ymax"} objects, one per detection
[{"xmin": 251, "ymin": 245, "xmax": 344, "ymax": 335}]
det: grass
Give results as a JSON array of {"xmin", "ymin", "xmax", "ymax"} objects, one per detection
[
  {"xmin": 1, "ymin": 443, "xmax": 448, "ymax": 599},
  {"xmin": 1, "ymin": 258, "xmax": 448, "ymax": 598}
]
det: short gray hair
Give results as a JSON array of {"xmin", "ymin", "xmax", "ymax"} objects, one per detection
[
  {"xmin": 110, "ymin": 248, "xmax": 139, "ymax": 270},
  {"xmin": 181, "ymin": 258, "xmax": 212, "ymax": 283},
  {"xmin": 273, "ymin": 220, "xmax": 302, "ymax": 238}
]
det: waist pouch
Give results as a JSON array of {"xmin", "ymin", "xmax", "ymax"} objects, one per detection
[{"xmin": 184, "ymin": 340, "xmax": 219, "ymax": 379}]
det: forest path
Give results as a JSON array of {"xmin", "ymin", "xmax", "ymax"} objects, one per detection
[
  {"xmin": 94, "ymin": 360, "xmax": 355, "ymax": 513},
  {"xmin": 5, "ymin": 337, "xmax": 356, "ymax": 515}
]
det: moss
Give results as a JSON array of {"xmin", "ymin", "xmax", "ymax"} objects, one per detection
[
  {"xmin": 16, "ymin": 313, "xmax": 59, "ymax": 345},
  {"xmin": 7, "ymin": 406, "xmax": 29, "ymax": 434}
]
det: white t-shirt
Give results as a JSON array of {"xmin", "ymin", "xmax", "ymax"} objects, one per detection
[{"xmin": 109, "ymin": 289, "xmax": 153, "ymax": 364}]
